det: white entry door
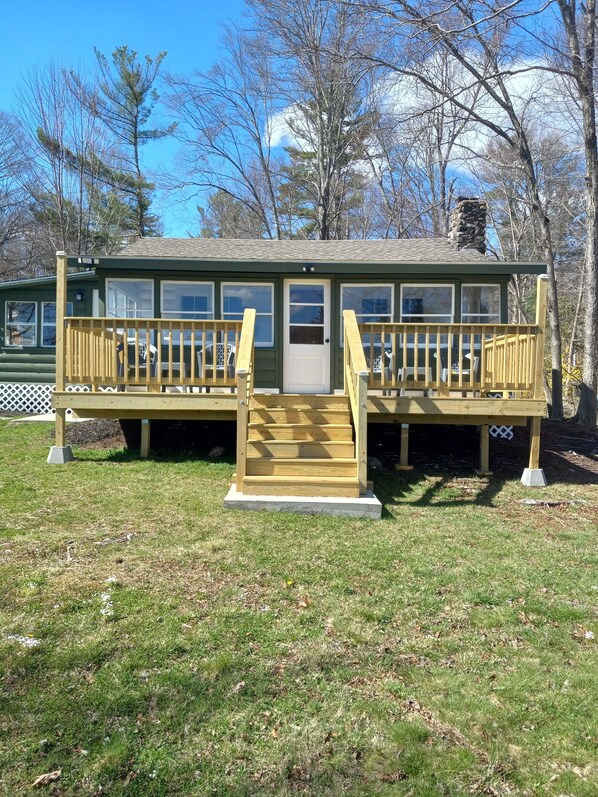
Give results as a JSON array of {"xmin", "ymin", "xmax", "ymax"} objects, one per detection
[{"xmin": 283, "ymin": 279, "xmax": 331, "ymax": 393}]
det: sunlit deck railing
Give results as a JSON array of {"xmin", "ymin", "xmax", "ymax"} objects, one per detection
[
  {"xmin": 343, "ymin": 310, "xmax": 368, "ymax": 493},
  {"xmin": 65, "ymin": 318, "xmax": 243, "ymax": 391},
  {"xmin": 358, "ymin": 322, "xmax": 542, "ymax": 395}
]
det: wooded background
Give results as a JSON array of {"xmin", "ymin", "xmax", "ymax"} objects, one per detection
[{"xmin": 0, "ymin": 1, "xmax": 595, "ymax": 426}]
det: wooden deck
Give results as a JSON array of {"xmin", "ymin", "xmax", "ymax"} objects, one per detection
[
  {"xmin": 52, "ymin": 389, "xmax": 543, "ymax": 426},
  {"xmin": 50, "ymin": 252, "xmax": 548, "ymax": 492}
]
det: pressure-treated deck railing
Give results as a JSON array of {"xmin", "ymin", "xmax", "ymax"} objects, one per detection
[
  {"xmin": 358, "ymin": 322, "xmax": 541, "ymax": 395},
  {"xmin": 343, "ymin": 310, "xmax": 369, "ymax": 494},
  {"xmin": 235, "ymin": 309, "xmax": 256, "ymax": 491},
  {"xmin": 64, "ymin": 317, "xmax": 243, "ymax": 391}
]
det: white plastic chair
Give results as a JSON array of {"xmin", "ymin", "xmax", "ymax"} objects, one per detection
[
  {"xmin": 117, "ymin": 338, "xmax": 158, "ymax": 389},
  {"xmin": 196, "ymin": 342, "xmax": 236, "ymax": 392}
]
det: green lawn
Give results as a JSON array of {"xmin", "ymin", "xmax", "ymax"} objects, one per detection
[{"xmin": 1, "ymin": 420, "xmax": 597, "ymax": 796}]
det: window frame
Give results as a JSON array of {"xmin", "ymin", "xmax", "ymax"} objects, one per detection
[
  {"xmin": 105, "ymin": 278, "xmax": 154, "ymax": 319},
  {"xmin": 221, "ymin": 282, "xmax": 275, "ymax": 347},
  {"xmin": 159, "ymin": 280, "xmax": 216, "ymax": 346},
  {"xmin": 460, "ymin": 283, "xmax": 501, "ymax": 324},
  {"xmin": 340, "ymin": 282, "xmax": 394, "ymax": 345},
  {"xmin": 5, "ymin": 300, "xmax": 37, "ymax": 347},
  {"xmin": 400, "ymin": 283, "xmax": 455, "ymax": 323},
  {"xmin": 160, "ymin": 280, "xmax": 215, "ymax": 321}
]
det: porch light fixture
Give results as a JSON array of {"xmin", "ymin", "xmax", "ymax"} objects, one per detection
[
  {"xmin": 77, "ymin": 257, "xmax": 100, "ymax": 266},
  {"xmin": 75, "ymin": 290, "xmax": 85, "ymax": 302},
  {"xmin": 302, "ymin": 264, "xmax": 315, "ymax": 273}
]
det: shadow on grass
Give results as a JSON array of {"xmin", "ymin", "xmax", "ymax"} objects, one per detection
[
  {"xmin": 74, "ymin": 420, "xmax": 595, "ymax": 515},
  {"xmin": 75, "ymin": 448, "xmax": 236, "ymax": 467},
  {"xmin": 372, "ymin": 469, "xmax": 508, "ymax": 514}
]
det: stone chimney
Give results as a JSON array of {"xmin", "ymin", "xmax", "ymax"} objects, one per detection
[{"xmin": 448, "ymin": 196, "xmax": 487, "ymax": 254}]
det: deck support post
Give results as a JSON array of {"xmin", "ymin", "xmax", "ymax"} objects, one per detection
[
  {"xmin": 48, "ymin": 251, "xmax": 73, "ymax": 464},
  {"xmin": 394, "ymin": 423, "xmax": 414, "ymax": 471},
  {"xmin": 521, "ymin": 416, "xmax": 547, "ymax": 486},
  {"xmin": 47, "ymin": 408, "xmax": 74, "ymax": 464},
  {"xmin": 521, "ymin": 275, "xmax": 548, "ymax": 487},
  {"xmin": 140, "ymin": 419, "xmax": 151, "ymax": 458},
  {"xmin": 477, "ymin": 424, "xmax": 492, "ymax": 475}
]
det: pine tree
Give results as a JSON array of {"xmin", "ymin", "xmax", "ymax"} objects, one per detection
[{"xmin": 73, "ymin": 46, "xmax": 175, "ymax": 237}]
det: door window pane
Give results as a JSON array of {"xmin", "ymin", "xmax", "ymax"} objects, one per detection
[
  {"xmin": 5, "ymin": 301, "xmax": 36, "ymax": 346},
  {"xmin": 461, "ymin": 285, "xmax": 500, "ymax": 322},
  {"xmin": 290, "ymin": 285, "xmax": 324, "ymax": 304},
  {"xmin": 222, "ymin": 284, "xmax": 274, "ymax": 346},
  {"xmin": 290, "ymin": 326, "xmax": 324, "ymax": 345},
  {"xmin": 289, "ymin": 304, "xmax": 324, "ymax": 325}
]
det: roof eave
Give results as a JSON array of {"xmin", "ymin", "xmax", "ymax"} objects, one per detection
[{"xmin": 66, "ymin": 254, "xmax": 545, "ymax": 275}]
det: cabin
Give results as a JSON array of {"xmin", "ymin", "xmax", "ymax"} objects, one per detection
[
  {"xmin": 2, "ymin": 200, "xmax": 549, "ymax": 516},
  {"xmin": 0, "ymin": 270, "xmax": 98, "ymax": 414}
]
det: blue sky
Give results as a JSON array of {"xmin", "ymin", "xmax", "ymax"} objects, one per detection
[{"xmin": 1, "ymin": 0, "xmax": 248, "ymax": 235}]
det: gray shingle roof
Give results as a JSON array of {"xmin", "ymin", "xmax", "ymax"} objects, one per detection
[{"xmin": 121, "ymin": 237, "xmax": 487, "ymax": 264}]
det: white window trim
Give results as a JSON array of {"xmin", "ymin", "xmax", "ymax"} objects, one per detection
[
  {"xmin": 340, "ymin": 283, "xmax": 394, "ymax": 344},
  {"xmin": 460, "ymin": 283, "xmax": 501, "ymax": 322},
  {"xmin": 221, "ymin": 282, "xmax": 275, "ymax": 347},
  {"xmin": 41, "ymin": 301, "xmax": 73, "ymax": 348},
  {"xmin": 400, "ymin": 283, "xmax": 455, "ymax": 322},
  {"xmin": 5, "ymin": 300, "xmax": 37, "ymax": 348},
  {"xmin": 160, "ymin": 280, "xmax": 215, "ymax": 319},
  {"xmin": 105, "ymin": 278, "xmax": 154, "ymax": 319}
]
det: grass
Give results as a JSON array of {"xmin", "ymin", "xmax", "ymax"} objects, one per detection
[{"xmin": 0, "ymin": 419, "xmax": 597, "ymax": 796}]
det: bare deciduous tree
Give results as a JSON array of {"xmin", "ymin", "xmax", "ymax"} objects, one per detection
[
  {"xmin": 342, "ymin": 0, "xmax": 566, "ymax": 417},
  {"xmin": 549, "ymin": 0, "xmax": 598, "ymax": 425}
]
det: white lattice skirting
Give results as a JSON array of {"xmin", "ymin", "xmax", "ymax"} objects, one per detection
[{"xmin": 0, "ymin": 383, "xmax": 115, "ymax": 416}]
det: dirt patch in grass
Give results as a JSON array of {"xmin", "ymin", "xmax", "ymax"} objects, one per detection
[{"xmin": 66, "ymin": 419, "xmax": 125, "ymax": 449}]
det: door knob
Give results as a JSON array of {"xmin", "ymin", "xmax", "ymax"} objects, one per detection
[{"xmin": 325, "ymin": 338, "xmax": 330, "ymax": 343}]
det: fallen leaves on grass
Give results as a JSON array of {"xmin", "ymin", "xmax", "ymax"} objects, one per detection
[
  {"xmin": 94, "ymin": 533, "xmax": 135, "ymax": 546},
  {"xmin": 32, "ymin": 769, "xmax": 61, "ymax": 788}
]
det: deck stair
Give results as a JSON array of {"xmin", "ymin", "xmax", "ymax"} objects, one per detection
[{"xmin": 241, "ymin": 394, "xmax": 360, "ymax": 498}]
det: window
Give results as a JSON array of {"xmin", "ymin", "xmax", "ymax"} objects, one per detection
[
  {"xmin": 222, "ymin": 283, "xmax": 274, "ymax": 346},
  {"xmin": 106, "ymin": 279, "xmax": 154, "ymax": 319},
  {"xmin": 401, "ymin": 285, "xmax": 454, "ymax": 323},
  {"xmin": 161, "ymin": 281, "xmax": 214, "ymax": 320},
  {"xmin": 160, "ymin": 281, "xmax": 214, "ymax": 344},
  {"xmin": 461, "ymin": 285, "xmax": 500, "ymax": 323},
  {"xmin": 42, "ymin": 302, "xmax": 73, "ymax": 347},
  {"xmin": 5, "ymin": 301, "xmax": 36, "ymax": 346},
  {"xmin": 340, "ymin": 284, "xmax": 393, "ymax": 344}
]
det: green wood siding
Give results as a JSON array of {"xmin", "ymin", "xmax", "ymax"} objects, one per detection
[
  {"xmin": 0, "ymin": 351, "xmax": 56, "ymax": 383},
  {"xmin": 0, "ymin": 264, "xmax": 519, "ymax": 391},
  {"xmin": 0, "ymin": 274, "xmax": 96, "ymax": 382}
]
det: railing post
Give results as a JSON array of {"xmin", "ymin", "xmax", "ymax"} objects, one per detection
[
  {"xmin": 534, "ymin": 275, "xmax": 548, "ymax": 400},
  {"xmin": 48, "ymin": 251, "xmax": 74, "ymax": 464},
  {"xmin": 55, "ymin": 251, "xmax": 67, "ymax": 399},
  {"xmin": 356, "ymin": 372, "xmax": 368, "ymax": 494},
  {"xmin": 236, "ymin": 371, "xmax": 249, "ymax": 491},
  {"xmin": 343, "ymin": 311, "xmax": 370, "ymax": 495},
  {"xmin": 521, "ymin": 274, "xmax": 549, "ymax": 487},
  {"xmin": 235, "ymin": 309, "xmax": 256, "ymax": 493}
]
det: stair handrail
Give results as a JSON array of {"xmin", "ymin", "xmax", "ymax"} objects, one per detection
[
  {"xmin": 236, "ymin": 308, "xmax": 257, "ymax": 491},
  {"xmin": 343, "ymin": 310, "xmax": 369, "ymax": 494}
]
